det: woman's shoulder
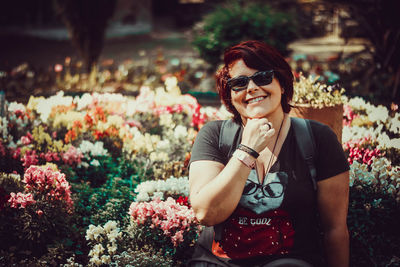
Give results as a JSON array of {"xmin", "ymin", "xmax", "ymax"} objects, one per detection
[
  {"xmin": 198, "ymin": 120, "xmax": 225, "ymax": 135},
  {"xmin": 307, "ymin": 119, "xmax": 337, "ymax": 137}
]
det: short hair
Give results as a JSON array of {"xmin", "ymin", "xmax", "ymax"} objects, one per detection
[{"xmin": 215, "ymin": 40, "xmax": 294, "ymax": 124}]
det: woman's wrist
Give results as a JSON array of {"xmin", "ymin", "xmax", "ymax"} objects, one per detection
[
  {"xmin": 232, "ymin": 149, "xmax": 256, "ymax": 169},
  {"xmin": 237, "ymin": 144, "xmax": 259, "ymax": 158}
]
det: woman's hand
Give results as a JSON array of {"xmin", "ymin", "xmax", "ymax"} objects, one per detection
[{"xmin": 240, "ymin": 118, "xmax": 275, "ymax": 153}]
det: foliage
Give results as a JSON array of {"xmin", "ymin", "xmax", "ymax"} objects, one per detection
[
  {"xmin": 71, "ymin": 177, "xmax": 136, "ymax": 233},
  {"xmin": 348, "ymin": 161, "xmax": 400, "ymax": 266},
  {"xmin": 192, "ymin": 1, "xmax": 298, "ymax": 66},
  {"xmin": 110, "ymin": 247, "xmax": 173, "ymax": 267},
  {"xmin": 322, "ymin": 0, "xmax": 400, "ymax": 102}
]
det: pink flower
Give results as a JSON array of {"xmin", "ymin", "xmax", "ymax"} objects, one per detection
[
  {"xmin": 8, "ymin": 192, "xmax": 36, "ymax": 208},
  {"xmin": 343, "ymin": 137, "xmax": 381, "ymax": 165},
  {"xmin": 11, "ymin": 147, "xmax": 21, "ymax": 159},
  {"xmin": 23, "ymin": 166, "xmax": 73, "ymax": 211},
  {"xmin": 191, "ymin": 104, "xmax": 207, "ymax": 129},
  {"xmin": 21, "ymin": 150, "xmax": 39, "ymax": 168},
  {"xmin": 21, "ymin": 136, "xmax": 31, "ymax": 145},
  {"xmin": 171, "ymin": 230, "xmax": 184, "ymax": 247},
  {"xmin": 128, "ymin": 197, "xmax": 198, "ymax": 247},
  {"xmin": 36, "ymin": 209, "xmax": 43, "ymax": 216},
  {"xmin": 61, "ymin": 146, "xmax": 83, "ymax": 166},
  {"xmin": 20, "ymin": 132, "xmax": 33, "ymax": 146}
]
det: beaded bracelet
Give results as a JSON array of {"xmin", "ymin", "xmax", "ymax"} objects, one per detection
[{"xmin": 237, "ymin": 144, "xmax": 259, "ymax": 159}]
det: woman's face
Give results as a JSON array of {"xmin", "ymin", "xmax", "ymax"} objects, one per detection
[{"xmin": 229, "ymin": 59, "xmax": 283, "ymax": 123}]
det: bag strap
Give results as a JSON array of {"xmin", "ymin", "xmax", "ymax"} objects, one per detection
[
  {"xmin": 218, "ymin": 119, "xmax": 242, "ymax": 160},
  {"xmin": 290, "ymin": 117, "xmax": 317, "ymax": 190}
]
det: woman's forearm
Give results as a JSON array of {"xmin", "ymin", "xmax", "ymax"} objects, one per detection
[
  {"xmin": 190, "ymin": 157, "xmax": 252, "ymax": 226},
  {"xmin": 324, "ymin": 226, "xmax": 349, "ymax": 267}
]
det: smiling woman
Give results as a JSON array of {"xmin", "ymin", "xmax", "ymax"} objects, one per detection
[{"xmin": 188, "ymin": 40, "xmax": 350, "ymax": 267}]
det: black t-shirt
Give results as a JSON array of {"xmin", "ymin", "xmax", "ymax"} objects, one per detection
[{"xmin": 189, "ymin": 119, "xmax": 350, "ymax": 266}]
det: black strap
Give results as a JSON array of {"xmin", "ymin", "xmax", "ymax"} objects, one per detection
[
  {"xmin": 290, "ymin": 117, "xmax": 317, "ymax": 190},
  {"xmin": 218, "ymin": 119, "xmax": 242, "ymax": 160}
]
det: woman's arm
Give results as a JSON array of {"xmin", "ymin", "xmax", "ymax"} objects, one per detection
[
  {"xmin": 317, "ymin": 171, "xmax": 350, "ymax": 267},
  {"xmin": 189, "ymin": 158, "xmax": 252, "ymax": 226}
]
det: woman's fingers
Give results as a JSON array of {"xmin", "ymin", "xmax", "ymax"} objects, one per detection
[{"xmin": 241, "ymin": 118, "xmax": 274, "ymax": 152}]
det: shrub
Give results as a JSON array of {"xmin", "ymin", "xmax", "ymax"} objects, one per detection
[
  {"xmin": 0, "ymin": 165, "xmax": 73, "ymax": 258},
  {"xmin": 348, "ymin": 160, "xmax": 400, "ymax": 266},
  {"xmin": 192, "ymin": 1, "xmax": 298, "ymax": 66},
  {"xmin": 127, "ymin": 197, "xmax": 200, "ymax": 262}
]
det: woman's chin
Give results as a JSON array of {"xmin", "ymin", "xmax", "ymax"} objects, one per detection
[{"xmin": 246, "ymin": 110, "xmax": 268, "ymax": 119}]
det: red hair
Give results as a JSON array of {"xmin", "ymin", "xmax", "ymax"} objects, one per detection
[{"xmin": 216, "ymin": 40, "xmax": 293, "ymax": 124}]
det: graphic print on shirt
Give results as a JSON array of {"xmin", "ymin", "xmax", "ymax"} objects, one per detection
[
  {"xmin": 215, "ymin": 164, "xmax": 295, "ymax": 259},
  {"xmin": 239, "ymin": 169, "xmax": 287, "ymax": 214}
]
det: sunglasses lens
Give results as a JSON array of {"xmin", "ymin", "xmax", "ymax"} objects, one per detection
[
  {"xmin": 253, "ymin": 71, "xmax": 273, "ymax": 86},
  {"xmin": 229, "ymin": 77, "xmax": 249, "ymax": 91}
]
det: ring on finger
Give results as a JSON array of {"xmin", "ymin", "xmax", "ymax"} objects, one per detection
[{"xmin": 261, "ymin": 122, "xmax": 272, "ymax": 131}]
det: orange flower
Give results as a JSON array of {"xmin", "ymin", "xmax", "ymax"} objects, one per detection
[
  {"xmin": 64, "ymin": 129, "xmax": 77, "ymax": 144},
  {"xmin": 84, "ymin": 113, "xmax": 94, "ymax": 127}
]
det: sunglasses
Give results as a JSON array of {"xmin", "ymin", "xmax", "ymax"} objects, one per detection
[
  {"xmin": 227, "ymin": 70, "xmax": 274, "ymax": 92},
  {"xmin": 243, "ymin": 180, "xmax": 285, "ymax": 198}
]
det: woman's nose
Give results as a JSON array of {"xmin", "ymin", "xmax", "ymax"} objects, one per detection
[{"xmin": 246, "ymin": 79, "xmax": 259, "ymax": 92}]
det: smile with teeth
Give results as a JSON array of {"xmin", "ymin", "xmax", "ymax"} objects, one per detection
[{"xmin": 246, "ymin": 95, "xmax": 267, "ymax": 104}]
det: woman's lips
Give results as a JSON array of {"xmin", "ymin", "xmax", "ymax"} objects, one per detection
[{"xmin": 245, "ymin": 94, "xmax": 269, "ymax": 104}]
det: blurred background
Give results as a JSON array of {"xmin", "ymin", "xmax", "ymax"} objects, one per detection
[{"xmin": 0, "ymin": 0, "xmax": 399, "ymax": 105}]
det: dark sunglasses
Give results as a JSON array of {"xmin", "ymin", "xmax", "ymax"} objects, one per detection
[
  {"xmin": 227, "ymin": 70, "xmax": 274, "ymax": 92},
  {"xmin": 243, "ymin": 180, "xmax": 285, "ymax": 198}
]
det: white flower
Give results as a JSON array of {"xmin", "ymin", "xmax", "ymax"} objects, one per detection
[
  {"xmin": 165, "ymin": 76, "xmax": 181, "ymax": 95},
  {"xmin": 107, "ymin": 243, "xmax": 118, "ymax": 254},
  {"xmin": 388, "ymin": 113, "xmax": 400, "ymax": 134},
  {"xmin": 150, "ymin": 151, "xmax": 169, "ymax": 161},
  {"xmin": 86, "ymin": 225, "xmax": 103, "ymax": 241},
  {"xmin": 389, "ymin": 138, "xmax": 400, "ymax": 149},
  {"xmin": 73, "ymin": 93, "xmax": 93, "ymax": 111},
  {"xmin": 92, "ymin": 243, "xmax": 105, "ymax": 255},
  {"xmin": 90, "ymin": 159, "xmax": 100, "ymax": 167},
  {"xmin": 368, "ymin": 105, "xmax": 389, "ymax": 123},
  {"xmin": 174, "ymin": 125, "xmax": 187, "ymax": 139},
  {"xmin": 134, "ymin": 176, "xmax": 190, "ymax": 201},
  {"xmin": 100, "ymin": 255, "xmax": 111, "ymax": 264},
  {"xmin": 157, "ymin": 139, "xmax": 171, "ymax": 151},
  {"xmin": 103, "ymin": 221, "xmax": 118, "ymax": 233},
  {"xmin": 8, "ymin": 102, "xmax": 26, "ymax": 113},
  {"xmin": 35, "ymin": 91, "xmax": 73, "ymax": 122},
  {"xmin": 348, "ymin": 97, "xmax": 368, "ymax": 110},
  {"xmin": 79, "ymin": 141, "xmax": 109, "ymax": 157},
  {"xmin": 159, "ymin": 113, "xmax": 174, "ymax": 128}
]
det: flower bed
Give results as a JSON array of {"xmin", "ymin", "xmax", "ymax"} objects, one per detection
[{"xmin": 0, "ymin": 77, "xmax": 399, "ymax": 266}]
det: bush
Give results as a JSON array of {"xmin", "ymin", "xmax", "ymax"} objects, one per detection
[
  {"xmin": 0, "ymin": 166, "xmax": 74, "ymax": 258},
  {"xmin": 192, "ymin": 1, "xmax": 298, "ymax": 66},
  {"xmin": 348, "ymin": 160, "xmax": 400, "ymax": 266}
]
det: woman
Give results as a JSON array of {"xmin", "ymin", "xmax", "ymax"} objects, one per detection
[{"xmin": 188, "ymin": 40, "xmax": 349, "ymax": 267}]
